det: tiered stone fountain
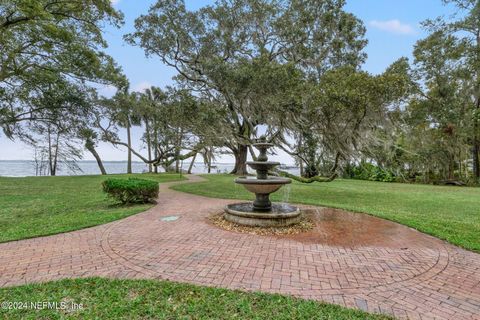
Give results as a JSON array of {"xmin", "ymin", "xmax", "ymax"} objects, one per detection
[{"xmin": 224, "ymin": 137, "xmax": 301, "ymax": 227}]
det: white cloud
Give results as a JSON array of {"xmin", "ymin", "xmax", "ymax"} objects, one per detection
[
  {"xmin": 369, "ymin": 19, "xmax": 416, "ymax": 35},
  {"xmin": 110, "ymin": 0, "xmax": 120, "ymax": 5},
  {"xmin": 133, "ymin": 81, "xmax": 152, "ymax": 93}
]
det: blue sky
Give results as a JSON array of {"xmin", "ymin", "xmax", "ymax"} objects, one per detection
[{"xmin": 0, "ymin": 0, "xmax": 457, "ymax": 163}]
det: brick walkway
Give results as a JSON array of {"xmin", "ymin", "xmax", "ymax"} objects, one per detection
[{"xmin": 0, "ymin": 175, "xmax": 479, "ymax": 319}]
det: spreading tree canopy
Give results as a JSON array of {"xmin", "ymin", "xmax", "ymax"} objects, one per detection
[
  {"xmin": 126, "ymin": 0, "xmax": 367, "ymax": 174},
  {"xmin": 0, "ymin": 0, "xmax": 125, "ymax": 137}
]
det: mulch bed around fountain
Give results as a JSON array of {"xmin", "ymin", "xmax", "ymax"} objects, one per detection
[{"xmin": 208, "ymin": 211, "xmax": 314, "ymax": 236}]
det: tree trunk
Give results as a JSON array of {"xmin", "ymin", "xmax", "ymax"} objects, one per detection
[
  {"xmin": 187, "ymin": 153, "xmax": 197, "ymax": 174},
  {"xmin": 175, "ymin": 128, "xmax": 183, "ymax": 173},
  {"xmin": 175, "ymin": 154, "xmax": 180, "ymax": 173},
  {"xmin": 145, "ymin": 117, "xmax": 152, "ymax": 173},
  {"xmin": 207, "ymin": 148, "xmax": 212, "ymax": 173},
  {"xmin": 153, "ymin": 124, "xmax": 159, "ymax": 173},
  {"xmin": 47, "ymin": 127, "xmax": 59, "ymax": 176},
  {"xmin": 302, "ymin": 131, "xmax": 319, "ymax": 178},
  {"xmin": 473, "ymin": 142, "xmax": 479, "ymax": 179},
  {"xmin": 448, "ymin": 158, "xmax": 454, "ymax": 180},
  {"xmin": 472, "ymin": 96, "xmax": 480, "ymax": 180},
  {"xmin": 126, "ymin": 121, "xmax": 132, "ymax": 174},
  {"xmin": 52, "ymin": 133, "xmax": 59, "ymax": 176},
  {"xmin": 248, "ymin": 145, "xmax": 257, "ymax": 161},
  {"xmin": 299, "ymin": 158, "xmax": 304, "ymax": 177},
  {"xmin": 47, "ymin": 127, "xmax": 53, "ymax": 176},
  {"xmin": 86, "ymin": 139, "xmax": 107, "ymax": 175},
  {"xmin": 473, "ymin": 34, "xmax": 480, "ymax": 181},
  {"xmin": 297, "ymin": 135, "xmax": 304, "ymax": 177},
  {"xmin": 34, "ymin": 149, "xmax": 39, "ymax": 176},
  {"xmin": 473, "ymin": 96, "xmax": 480, "ymax": 180},
  {"xmin": 231, "ymin": 144, "xmax": 248, "ymax": 175}
]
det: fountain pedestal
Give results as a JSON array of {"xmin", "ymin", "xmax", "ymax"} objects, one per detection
[
  {"xmin": 253, "ymin": 193, "xmax": 271, "ymax": 211},
  {"xmin": 224, "ymin": 138, "xmax": 301, "ymax": 227}
]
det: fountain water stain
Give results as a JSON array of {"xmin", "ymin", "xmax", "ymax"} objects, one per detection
[{"xmin": 224, "ymin": 137, "xmax": 301, "ymax": 227}]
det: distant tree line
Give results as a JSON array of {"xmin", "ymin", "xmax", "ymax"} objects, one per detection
[{"xmin": 1, "ymin": 0, "xmax": 479, "ymax": 184}]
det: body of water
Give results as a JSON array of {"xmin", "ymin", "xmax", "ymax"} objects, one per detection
[{"xmin": 0, "ymin": 160, "xmax": 300, "ymax": 177}]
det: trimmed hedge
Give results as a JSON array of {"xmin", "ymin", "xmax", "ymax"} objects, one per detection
[{"xmin": 102, "ymin": 178, "xmax": 159, "ymax": 204}]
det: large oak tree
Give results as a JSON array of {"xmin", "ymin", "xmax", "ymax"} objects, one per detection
[{"xmin": 126, "ymin": 0, "xmax": 366, "ymax": 174}]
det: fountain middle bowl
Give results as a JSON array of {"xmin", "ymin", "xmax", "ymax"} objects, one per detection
[
  {"xmin": 235, "ymin": 176, "xmax": 291, "ymax": 194},
  {"xmin": 246, "ymin": 161, "xmax": 280, "ymax": 172}
]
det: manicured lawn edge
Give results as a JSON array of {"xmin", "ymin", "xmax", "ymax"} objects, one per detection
[
  {"xmin": 0, "ymin": 277, "xmax": 391, "ymax": 319},
  {"xmin": 0, "ymin": 173, "xmax": 184, "ymax": 243}
]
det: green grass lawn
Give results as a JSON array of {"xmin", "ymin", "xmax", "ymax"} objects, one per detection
[
  {"xmin": 173, "ymin": 174, "xmax": 480, "ymax": 252},
  {"xmin": 0, "ymin": 173, "xmax": 183, "ymax": 243},
  {"xmin": 0, "ymin": 278, "xmax": 390, "ymax": 320}
]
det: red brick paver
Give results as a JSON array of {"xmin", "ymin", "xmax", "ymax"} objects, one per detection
[{"xmin": 1, "ymin": 175, "xmax": 479, "ymax": 319}]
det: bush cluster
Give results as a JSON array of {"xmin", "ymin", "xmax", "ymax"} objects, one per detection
[
  {"xmin": 102, "ymin": 178, "xmax": 159, "ymax": 204},
  {"xmin": 346, "ymin": 163, "xmax": 396, "ymax": 182}
]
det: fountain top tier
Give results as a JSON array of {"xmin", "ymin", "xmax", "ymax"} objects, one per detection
[
  {"xmin": 252, "ymin": 137, "xmax": 273, "ymax": 162},
  {"xmin": 246, "ymin": 137, "xmax": 282, "ymax": 180}
]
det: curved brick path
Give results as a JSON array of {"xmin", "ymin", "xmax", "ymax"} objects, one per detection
[{"xmin": 1, "ymin": 175, "xmax": 479, "ymax": 319}]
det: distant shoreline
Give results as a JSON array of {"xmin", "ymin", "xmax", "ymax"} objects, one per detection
[
  {"xmin": 0, "ymin": 160, "xmax": 300, "ymax": 177},
  {"xmin": 0, "ymin": 160, "xmax": 296, "ymax": 165}
]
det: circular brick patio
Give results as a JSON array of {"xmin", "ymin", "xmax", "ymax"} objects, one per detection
[{"xmin": 0, "ymin": 176, "xmax": 479, "ymax": 319}]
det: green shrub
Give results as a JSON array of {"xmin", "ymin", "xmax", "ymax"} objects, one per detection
[
  {"xmin": 102, "ymin": 178, "xmax": 159, "ymax": 204},
  {"xmin": 346, "ymin": 163, "xmax": 396, "ymax": 182}
]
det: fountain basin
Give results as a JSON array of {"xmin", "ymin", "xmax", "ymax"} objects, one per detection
[
  {"xmin": 224, "ymin": 203, "xmax": 301, "ymax": 227},
  {"xmin": 224, "ymin": 136, "xmax": 300, "ymax": 227},
  {"xmin": 235, "ymin": 176, "xmax": 291, "ymax": 194}
]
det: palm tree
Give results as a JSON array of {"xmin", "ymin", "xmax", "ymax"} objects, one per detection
[
  {"xmin": 111, "ymin": 87, "xmax": 142, "ymax": 174},
  {"xmin": 141, "ymin": 87, "xmax": 166, "ymax": 173}
]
